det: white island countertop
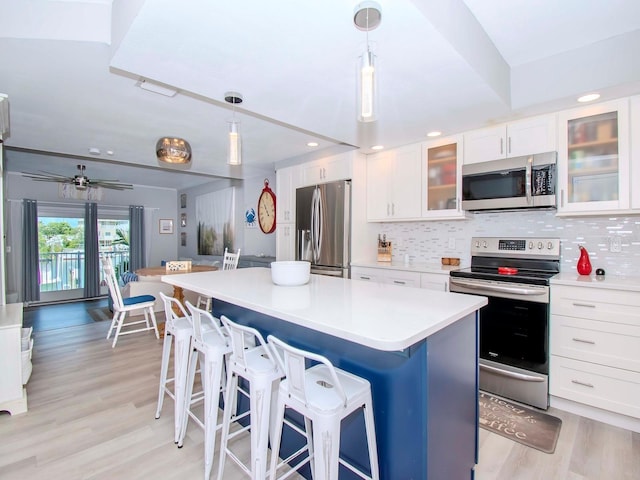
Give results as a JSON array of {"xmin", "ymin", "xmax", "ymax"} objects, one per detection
[{"xmin": 162, "ymin": 267, "xmax": 487, "ymax": 352}]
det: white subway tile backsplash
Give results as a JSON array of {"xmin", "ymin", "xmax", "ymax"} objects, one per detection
[{"xmin": 376, "ymin": 211, "xmax": 640, "ymax": 277}]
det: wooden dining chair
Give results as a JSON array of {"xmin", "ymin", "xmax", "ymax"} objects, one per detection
[
  {"xmin": 101, "ymin": 257, "xmax": 159, "ymax": 348},
  {"xmin": 196, "ymin": 248, "xmax": 241, "ymax": 312}
]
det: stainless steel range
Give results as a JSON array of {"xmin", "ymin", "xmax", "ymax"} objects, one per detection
[{"xmin": 449, "ymin": 237, "xmax": 560, "ymax": 409}]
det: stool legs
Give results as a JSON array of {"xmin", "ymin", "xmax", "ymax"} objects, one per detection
[
  {"xmin": 155, "ymin": 329, "xmax": 192, "ymax": 444},
  {"xmin": 155, "ymin": 330, "xmax": 173, "ymax": 419},
  {"xmin": 217, "ymin": 372, "xmax": 279, "ymax": 480}
]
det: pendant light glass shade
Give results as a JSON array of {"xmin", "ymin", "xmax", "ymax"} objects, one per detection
[
  {"xmin": 227, "ymin": 120, "xmax": 241, "ymax": 166},
  {"xmin": 354, "ymin": 2, "xmax": 381, "ymax": 123},
  {"xmin": 358, "ymin": 48, "xmax": 377, "ymax": 122},
  {"xmin": 156, "ymin": 137, "xmax": 192, "ymax": 164}
]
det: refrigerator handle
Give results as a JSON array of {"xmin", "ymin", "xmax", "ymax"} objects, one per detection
[
  {"xmin": 311, "ymin": 187, "xmax": 320, "ymax": 263},
  {"xmin": 316, "ymin": 188, "xmax": 323, "ymax": 260}
]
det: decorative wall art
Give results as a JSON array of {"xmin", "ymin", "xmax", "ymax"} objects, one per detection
[
  {"xmin": 196, "ymin": 187, "xmax": 236, "ymax": 255},
  {"xmin": 181, "ymin": 232, "xmax": 187, "ymax": 246},
  {"xmin": 159, "ymin": 218, "xmax": 174, "ymax": 234},
  {"xmin": 180, "ymin": 193, "xmax": 187, "ymax": 208},
  {"xmin": 181, "ymin": 213, "xmax": 187, "ymax": 227}
]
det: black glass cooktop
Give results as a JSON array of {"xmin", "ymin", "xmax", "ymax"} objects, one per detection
[{"xmin": 450, "ymin": 256, "xmax": 560, "ymax": 286}]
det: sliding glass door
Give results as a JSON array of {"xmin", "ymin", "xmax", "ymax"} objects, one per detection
[{"xmin": 36, "ymin": 206, "xmax": 129, "ymax": 303}]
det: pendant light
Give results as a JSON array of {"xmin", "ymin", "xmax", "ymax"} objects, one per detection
[
  {"xmin": 354, "ymin": 2, "xmax": 381, "ymax": 123},
  {"xmin": 156, "ymin": 137, "xmax": 192, "ymax": 164},
  {"xmin": 224, "ymin": 92, "xmax": 243, "ymax": 165}
]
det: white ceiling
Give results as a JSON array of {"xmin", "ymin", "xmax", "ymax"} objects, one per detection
[{"xmin": 1, "ymin": 0, "xmax": 639, "ymax": 190}]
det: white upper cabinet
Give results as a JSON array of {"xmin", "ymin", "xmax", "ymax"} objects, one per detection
[
  {"xmin": 422, "ymin": 135, "xmax": 465, "ymax": 219},
  {"xmin": 366, "ymin": 143, "xmax": 422, "ymax": 221},
  {"xmin": 276, "ymin": 165, "xmax": 300, "ymax": 224},
  {"xmin": 300, "ymin": 152, "xmax": 352, "ymax": 186},
  {"xmin": 556, "ymin": 99, "xmax": 630, "ymax": 214},
  {"xmin": 631, "ymin": 95, "xmax": 640, "ymax": 210},
  {"xmin": 463, "ymin": 114, "xmax": 557, "ymax": 164}
]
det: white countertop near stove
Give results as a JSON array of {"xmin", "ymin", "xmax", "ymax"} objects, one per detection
[
  {"xmin": 551, "ymin": 272, "xmax": 640, "ymax": 292},
  {"xmin": 162, "ymin": 267, "xmax": 486, "ymax": 351},
  {"xmin": 351, "ymin": 261, "xmax": 465, "ymax": 275}
]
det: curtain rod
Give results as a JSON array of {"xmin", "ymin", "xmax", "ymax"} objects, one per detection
[{"xmin": 6, "ymin": 198, "xmax": 160, "ymax": 210}]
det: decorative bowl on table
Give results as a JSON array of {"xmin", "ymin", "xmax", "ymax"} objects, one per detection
[{"xmin": 270, "ymin": 261, "xmax": 311, "ymax": 286}]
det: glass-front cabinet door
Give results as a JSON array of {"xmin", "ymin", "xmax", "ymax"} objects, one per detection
[
  {"xmin": 557, "ymin": 99, "xmax": 630, "ymax": 214},
  {"xmin": 423, "ymin": 136, "xmax": 465, "ymax": 219}
]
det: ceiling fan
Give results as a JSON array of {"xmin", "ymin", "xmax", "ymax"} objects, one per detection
[{"xmin": 21, "ymin": 164, "xmax": 133, "ymax": 190}]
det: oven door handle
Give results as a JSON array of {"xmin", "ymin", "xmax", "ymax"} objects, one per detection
[
  {"xmin": 450, "ymin": 278, "xmax": 546, "ymax": 296},
  {"xmin": 480, "ymin": 363, "xmax": 545, "ymax": 382}
]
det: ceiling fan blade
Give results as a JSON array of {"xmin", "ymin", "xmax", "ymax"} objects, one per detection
[
  {"xmin": 91, "ymin": 181, "xmax": 133, "ymax": 190},
  {"xmin": 21, "ymin": 171, "xmax": 73, "ymax": 181}
]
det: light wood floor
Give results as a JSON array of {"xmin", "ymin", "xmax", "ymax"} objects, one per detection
[{"xmin": 1, "ymin": 309, "xmax": 639, "ymax": 480}]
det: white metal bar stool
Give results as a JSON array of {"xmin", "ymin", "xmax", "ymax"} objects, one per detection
[
  {"xmin": 267, "ymin": 335, "xmax": 380, "ymax": 480},
  {"xmin": 155, "ymin": 292, "xmax": 193, "ymax": 444},
  {"xmin": 217, "ymin": 315, "xmax": 282, "ymax": 480},
  {"xmin": 179, "ymin": 301, "xmax": 231, "ymax": 480}
]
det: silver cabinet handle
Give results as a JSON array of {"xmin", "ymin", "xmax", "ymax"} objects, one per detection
[
  {"xmin": 573, "ymin": 302, "xmax": 596, "ymax": 308},
  {"xmin": 500, "ymin": 138, "xmax": 504, "ymax": 155},
  {"xmin": 572, "ymin": 337, "xmax": 595, "ymax": 344},
  {"xmin": 508, "ymin": 136, "xmax": 512, "ymax": 154},
  {"xmin": 391, "ymin": 203, "xmax": 395, "ymax": 215},
  {"xmin": 571, "ymin": 379, "xmax": 594, "ymax": 388},
  {"xmin": 393, "ymin": 280, "xmax": 406, "ymax": 285},
  {"xmin": 387, "ymin": 203, "xmax": 390, "ymax": 216}
]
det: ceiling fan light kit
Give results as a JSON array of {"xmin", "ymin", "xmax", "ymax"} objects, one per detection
[
  {"xmin": 225, "ymin": 91, "xmax": 243, "ymax": 166},
  {"xmin": 354, "ymin": 1, "xmax": 381, "ymax": 123},
  {"xmin": 156, "ymin": 137, "xmax": 192, "ymax": 164}
]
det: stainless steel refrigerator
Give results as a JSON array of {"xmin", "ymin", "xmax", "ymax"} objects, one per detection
[{"xmin": 296, "ymin": 180, "xmax": 351, "ymax": 278}]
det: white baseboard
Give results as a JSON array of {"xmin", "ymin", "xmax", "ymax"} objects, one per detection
[{"xmin": 550, "ymin": 395, "xmax": 640, "ymax": 433}]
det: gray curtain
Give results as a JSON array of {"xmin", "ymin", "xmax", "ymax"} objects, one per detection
[
  {"xmin": 129, "ymin": 205, "xmax": 145, "ymax": 272},
  {"xmin": 83, "ymin": 202, "xmax": 100, "ymax": 298},
  {"xmin": 22, "ymin": 199, "xmax": 40, "ymax": 303}
]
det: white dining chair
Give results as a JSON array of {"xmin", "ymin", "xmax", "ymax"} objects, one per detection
[
  {"xmin": 101, "ymin": 257, "xmax": 159, "ymax": 348},
  {"xmin": 197, "ymin": 248, "xmax": 241, "ymax": 312}
]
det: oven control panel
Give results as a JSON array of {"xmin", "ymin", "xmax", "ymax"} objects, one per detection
[{"xmin": 471, "ymin": 237, "xmax": 560, "ymax": 257}]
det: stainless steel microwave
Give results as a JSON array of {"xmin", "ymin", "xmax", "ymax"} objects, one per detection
[{"xmin": 461, "ymin": 152, "xmax": 557, "ymax": 211}]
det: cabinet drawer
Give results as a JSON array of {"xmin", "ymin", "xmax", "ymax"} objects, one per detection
[
  {"xmin": 351, "ymin": 267, "xmax": 382, "ymax": 283},
  {"xmin": 550, "ymin": 356, "xmax": 640, "ymax": 419},
  {"xmin": 385, "ymin": 271, "xmax": 420, "ymax": 288},
  {"xmin": 551, "ymin": 314, "xmax": 640, "ymax": 371},
  {"xmin": 551, "ymin": 285, "xmax": 640, "ymax": 327}
]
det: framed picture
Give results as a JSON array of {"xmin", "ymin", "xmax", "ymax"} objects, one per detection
[
  {"xmin": 180, "ymin": 213, "xmax": 187, "ymax": 227},
  {"xmin": 181, "ymin": 232, "xmax": 187, "ymax": 246},
  {"xmin": 159, "ymin": 219, "xmax": 174, "ymax": 234},
  {"xmin": 180, "ymin": 193, "xmax": 187, "ymax": 209}
]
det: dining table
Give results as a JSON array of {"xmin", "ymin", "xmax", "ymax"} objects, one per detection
[{"xmin": 135, "ymin": 265, "xmax": 218, "ymax": 336}]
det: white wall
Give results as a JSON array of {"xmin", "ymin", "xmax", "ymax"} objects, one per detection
[
  {"xmin": 177, "ymin": 173, "xmax": 276, "ymax": 262},
  {"xmin": 373, "ymin": 210, "xmax": 640, "ymax": 277}
]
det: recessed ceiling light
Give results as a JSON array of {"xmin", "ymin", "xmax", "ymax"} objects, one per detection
[
  {"xmin": 371, "ymin": 145, "xmax": 384, "ymax": 150},
  {"xmin": 106, "ymin": 150, "xmax": 114, "ymax": 156},
  {"xmin": 427, "ymin": 131, "xmax": 442, "ymax": 137},
  {"xmin": 89, "ymin": 147, "xmax": 100, "ymax": 155},
  {"xmin": 307, "ymin": 142, "xmax": 319, "ymax": 147},
  {"xmin": 577, "ymin": 93, "xmax": 600, "ymax": 103}
]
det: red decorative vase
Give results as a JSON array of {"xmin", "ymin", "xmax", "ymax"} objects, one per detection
[{"xmin": 577, "ymin": 245, "xmax": 592, "ymax": 275}]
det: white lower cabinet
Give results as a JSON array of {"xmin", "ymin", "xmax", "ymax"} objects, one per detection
[
  {"xmin": 420, "ymin": 273, "xmax": 449, "ymax": 292},
  {"xmin": 0, "ymin": 303, "xmax": 29, "ymax": 415},
  {"xmin": 550, "ymin": 284, "xmax": 640, "ymax": 419},
  {"xmin": 351, "ymin": 266, "xmax": 448, "ymax": 291}
]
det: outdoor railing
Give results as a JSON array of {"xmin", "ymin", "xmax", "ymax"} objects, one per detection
[{"xmin": 39, "ymin": 251, "xmax": 130, "ymax": 292}]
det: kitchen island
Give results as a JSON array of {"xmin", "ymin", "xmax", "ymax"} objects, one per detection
[{"xmin": 162, "ymin": 267, "xmax": 487, "ymax": 479}]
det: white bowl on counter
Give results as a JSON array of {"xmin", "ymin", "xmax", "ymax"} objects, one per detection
[{"xmin": 270, "ymin": 261, "xmax": 311, "ymax": 286}]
